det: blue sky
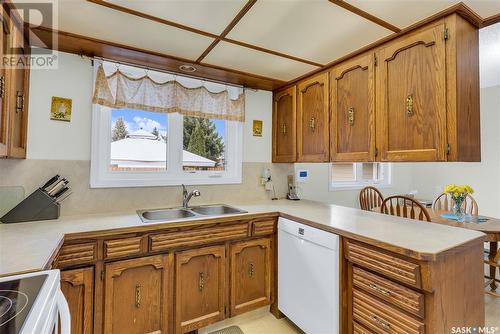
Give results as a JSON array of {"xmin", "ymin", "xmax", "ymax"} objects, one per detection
[{"xmin": 111, "ymin": 108, "xmax": 225, "ymax": 139}]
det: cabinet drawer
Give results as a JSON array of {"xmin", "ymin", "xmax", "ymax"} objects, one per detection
[
  {"xmin": 353, "ymin": 321, "xmax": 374, "ymax": 334},
  {"xmin": 104, "ymin": 237, "xmax": 143, "ymax": 260},
  {"xmin": 353, "ymin": 289, "xmax": 424, "ymax": 334},
  {"xmin": 150, "ymin": 223, "xmax": 249, "ymax": 252},
  {"xmin": 346, "ymin": 241, "xmax": 421, "ymax": 288},
  {"xmin": 353, "ymin": 266, "xmax": 424, "ymax": 318},
  {"xmin": 57, "ymin": 242, "xmax": 97, "ymax": 268},
  {"xmin": 251, "ymin": 220, "xmax": 276, "ymax": 236}
]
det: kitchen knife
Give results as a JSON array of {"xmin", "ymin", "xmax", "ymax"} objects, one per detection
[
  {"xmin": 48, "ymin": 179, "xmax": 68, "ymax": 196},
  {"xmin": 41, "ymin": 175, "xmax": 60, "ymax": 191},
  {"xmin": 56, "ymin": 190, "xmax": 72, "ymax": 204},
  {"xmin": 52, "ymin": 187, "xmax": 69, "ymax": 200}
]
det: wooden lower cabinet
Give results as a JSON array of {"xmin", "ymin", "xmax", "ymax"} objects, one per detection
[
  {"xmin": 60, "ymin": 267, "xmax": 94, "ymax": 334},
  {"xmin": 103, "ymin": 255, "xmax": 170, "ymax": 334},
  {"xmin": 175, "ymin": 245, "xmax": 226, "ymax": 334},
  {"xmin": 230, "ymin": 238, "xmax": 271, "ymax": 316}
]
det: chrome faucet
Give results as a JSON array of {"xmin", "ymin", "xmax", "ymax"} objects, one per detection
[{"xmin": 182, "ymin": 184, "xmax": 201, "ymax": 208}]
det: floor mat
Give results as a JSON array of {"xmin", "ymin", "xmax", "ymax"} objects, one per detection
[{"xmin": 208, "ymin": 325, "xmax": 245, "ymax": 334}]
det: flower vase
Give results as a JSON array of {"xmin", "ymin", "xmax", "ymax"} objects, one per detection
[{"xmin": 453, "ymin": 196, "xmax": 465, "ymax": 222}]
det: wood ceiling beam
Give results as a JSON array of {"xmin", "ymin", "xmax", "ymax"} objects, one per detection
[
  {"xmin": 196, "ymin": 0, "xmax": 257, "ymax": 63},
  {"xmin": 87, "ymin": 0, "xmax": 323, "ymax": 67},
  {"xmin": 328, "ymin": 0, "xmax": 401, "ymax": 33},
  {"xmin": 28, "ymin": 25, "xmax": 286, "ymax": 91}
]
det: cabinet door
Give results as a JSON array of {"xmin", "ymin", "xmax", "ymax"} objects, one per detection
[
  {"xmin": 103, "ymin": 255, "xmax": 170, "ymax": 334},
  {"xmin": 60, "ymin": 267, "xmax": 94, "ymax": 334},
  {"xmin": 272, "ymin": 86, "xmax": 296, "ymax": 162},
  {"xmin": 330, "ymin": 54, "xmax": 375, "ymax": 161},
  {"xmin": 0, "ymin": 10, "xmax": 8, "ymax": 157},
  {"xmin": 6, "ymin": 19, "xmax": 29, "ymax": 159},
  {"xmin": 175, "ymin": 245, "xmax": 226, "ymax": 334},
  {"xmin": 230, "ymin": 238, "xmax": 271, "ymax": 316},
  {"xmin": 376, "ymin": 23, "xmax": 447, "ymax": 161},
  {"xmin": 297, "ymin": 73, "xmax": 329, "ymax": 162}
]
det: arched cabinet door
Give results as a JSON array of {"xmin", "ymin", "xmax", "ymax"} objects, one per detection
[
  {"xmin": 297, "ymin": 73, "xmax": 330, "ymax": 162},
  {"xmin": 330, "ymin": 52, "xmax": 375, "ymax": 162},
  {"xmin": 273, "ymin": 86, "xmax": 296, "ymax": 163},
  {"xmin": 60, "ymin": 267, "xmax": 94, "ymax": 334},
  {"xmin": 376, "ymin": 22, "xmax": 447, "ymax": 162}
]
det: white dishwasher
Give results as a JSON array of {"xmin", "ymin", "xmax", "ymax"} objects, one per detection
[{"xmin": 278, "ymin": 217, "xmax": 339, "ymax": 334}]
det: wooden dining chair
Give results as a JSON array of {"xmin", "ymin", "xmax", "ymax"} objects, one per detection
[
  {"xmin": 380, "ymin": 195, "xmax": 431, "ymax": 222},
  {"xmin": 432, "ymin": 192, "xmax": 479, "ymax": 215},
  {"xmin": 359, "ymin": 186, "xmax": 384, "ymax": 211}
]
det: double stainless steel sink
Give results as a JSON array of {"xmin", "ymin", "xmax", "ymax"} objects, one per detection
[{"xmin": 137, "ymin": 204, "xmax": 247, "ymax": 223}]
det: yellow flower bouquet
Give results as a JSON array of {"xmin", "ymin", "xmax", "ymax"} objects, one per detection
[{"xmin": 444, "ymin": 184, "xmax": 474, "ymax": 218}]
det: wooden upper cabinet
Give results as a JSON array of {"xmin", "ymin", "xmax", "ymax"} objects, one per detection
[
  {"xmin": 297, "ymin": 73, "xmax": 329, "ymax": 162},
  {"xmin": 60, "ymin": 267, "xmax": 94, "ymax": 334},
  {"xmin": 376, "ymin": 22, "xmax": 448, "ymax": 162},
  {"xmin": 103, "ymin": 255, "xmax": 170, "ymax": 334},
  {"xmin": 330, "ymin": 53, "xmax": 375, "ymax": 161},
  {"xmin": 230, "ymin": 238, "xmax": 271, "ymax": 316},
  {"xmin": 175, "ymin": 245, "xmax": 226, "ymax": 334},
  {"xmin": 272, "ymin": 86, "xmax": 296, "ymax": 162}
]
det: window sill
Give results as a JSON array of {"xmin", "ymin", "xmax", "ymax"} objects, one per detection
[
  {"xmin": 90, "ymin": 175, "xmax": 242, "ymax": 188},
  {"xmin": 328, "ymin": 184, "xmax": 393, "ymax": 192}
]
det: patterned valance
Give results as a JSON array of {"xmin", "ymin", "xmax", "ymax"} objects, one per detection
[{"xmin": 92, "ymin": 64, "xmax": 245, "ymax": 122}]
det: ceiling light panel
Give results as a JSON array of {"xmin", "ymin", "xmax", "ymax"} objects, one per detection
[
  {"xmin": 226, "ymin": 0, "xmax": 392, "ymax": 65},
  {"xmin": 55, "ymin": 0, "xmax": 215, "ymax": 60},
  {"xmin": 203, "ymin": 41, "xmax": 320, "ymax": 81},
  {"xmin": 105, "ymin": 0, "xmax": 248, "ymax": 35}
]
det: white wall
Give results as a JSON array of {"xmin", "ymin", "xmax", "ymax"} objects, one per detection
[{"xmin": 26, "ymin": 52, "xmax": 273, "ymax": 163}]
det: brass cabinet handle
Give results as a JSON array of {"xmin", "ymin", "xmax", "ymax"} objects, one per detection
[
  {"xmin": 281, "ymin": 123, "xmax": 287, "ymax": 135},
  {"xmin": 371, "ymin": 315, "xmax": 391, "ymax": 330},
  {"xmin": 309, "ymin": 117, "xmax": 316, "ymax": 131},
  {"xmin": 368, "ymin": 283, "xmax": 391, "ymax": 296},
  {"xmin": 0, "ymin": 76, "xmax": 4, "ymax": 98},
  {"xmin": 16, "ymin": 91, "xmax": 24, "ymax": 113},
  {"xmin": 348, "ymin": 107, "xmax": 354, "ymax": 126},
  {"xmin": 199, "ymin": 272, "xmax": 205, "ymax": 291},
  {"xmin": 406, "ymin": 94, "xmax": 414, "ymax": 116},
  {"xmin": 135, "ymin": 284, "xmax": 141, "ymax": 308},
  {"xmin": 249, "ymin": 263, "xmax": 254, "ymax": 277}
]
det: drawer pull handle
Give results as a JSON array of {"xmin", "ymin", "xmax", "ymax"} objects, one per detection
[
  {"xmin": 348, "ymin": 107, "xmax": 354, "ymax": 126},
  {"xmin": 199, "ymin": 272, "xmax": 205, "ymax": 291},
  {"xmin": 371, "ymin": 315, "xmax": 391, "ymax": 330},
  {"xmin": 135, "ymin": 284, "xmax": 141, "ymax": 308},
  {"xmin": 406, "ymin": 94, "xmax": 414, "ymax": 116},
  {"xmin": 16, "ymin": 91, "xmax": 24, "ymax": 113},
  {"xmin": 249, "ymin": 263, "xmax": 254, "ymax": 277},
  {"xmin": 281, "ymin": 123, "xmax": 287, "ymax": 134},
  {"xmin": 368, "ymin": 283, "xmax": 391, "ymax": 296},
  {"xmin": 0, "ymin": 76, "xmax": 4, "ymax": 98},
  {"xmin": 309, "ymin": 117, "xmax": 316, "ymax": 131}
]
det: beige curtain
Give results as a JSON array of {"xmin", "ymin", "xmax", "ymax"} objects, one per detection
[{"xmin": 92, "ymin": 64, "xmax": 245, "ymax": 122}]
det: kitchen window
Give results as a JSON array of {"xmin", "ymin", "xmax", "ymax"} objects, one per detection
[
  {"xmin": 329, "ymin": 163, "xmax": 391, "ymax": 190},
  {"xmin": 90, "ymin": 61, "xmax": 243, "ymax": 188}
]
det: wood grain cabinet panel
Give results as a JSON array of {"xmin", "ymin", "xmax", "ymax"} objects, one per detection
[
  {"xmin": 60, "ymin": 267, "xmax": 94, "ymax": 334},
  {"xmin": 272, "ymin": 86, "xmax": 296, "ymax": 162},
  {"xmin": 103, "ymin": 255, "xmax": 170, "ymax": 334},
  {"xmin": 0, "ymin": 10, "xmax": 8, "ymax": 157},
  {"xmin": 297, "ymin": 73, "xmax": 329, "ymax": 162},
  {"xmin": 56, "ymin": 242, "xmax": 97, "ymax": 268},
  {"xmin": 175, "ymin": 245, "xmax": 226, "ymax": 334},
  {"xmin": 353, "ymin": 289, "xmax": 425, "ymax": 334},
  {"xmin": 330, "ymin": 53, "xmax": 375, "ymax": 161},
  {"xmin": 376, "ymin": 22, "xmax": 447, "ymax": 162},
  {"xmin": 251, "ymin": 219, "xmax": 276, "ymax": 237},
  {"xmin": 230, "ymin": 238, "xmax": 271, "ymax": 316},
  {"xmin": 104, "ymin": 237, "xmax": 143, "ymax": 260}
]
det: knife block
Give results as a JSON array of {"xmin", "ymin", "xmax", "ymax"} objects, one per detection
[{"xmin": 0, "ymin": 188, "xmax": 60, "ymax": 223}]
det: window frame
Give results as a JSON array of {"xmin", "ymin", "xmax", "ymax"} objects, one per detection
[
  {"xmin": 328, "ymin": 162, "xmax": 392, "ymax": 191},
  {"xmin": 90, "ymin": 105, "xmax": 242, "ymax": 188}
]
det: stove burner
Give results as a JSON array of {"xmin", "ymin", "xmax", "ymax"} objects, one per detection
[{"xmin": 0, "ymin": 291, "xmax": 29, "ymax": 327}]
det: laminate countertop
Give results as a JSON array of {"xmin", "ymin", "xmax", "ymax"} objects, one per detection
[{"xmin": 0, "ymin": 199, "xmax": 485, "ymax": 277}]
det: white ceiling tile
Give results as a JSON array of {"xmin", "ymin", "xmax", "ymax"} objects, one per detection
[
  {"xmin": 227, "ymin": 0, "xmax": 392, "ymax": 65},
  {"xmin": 203, "ymin": 41, "xmax": 319, "ymax": 81},
  {"xmin": 105, "ymin": 0, "xmax": 248, "ymax": 35},
  {"xmin": 53, "ymin": 0, "xmax": 214, "ymax": 60},
  {"xmin": 464, "ymin": 0, "xmax": 500, "ymax": 18}
]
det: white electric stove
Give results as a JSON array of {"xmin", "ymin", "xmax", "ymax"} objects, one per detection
[{"xmin": 0, "ymin": 270, "xmax": 70, "ymax": 334}]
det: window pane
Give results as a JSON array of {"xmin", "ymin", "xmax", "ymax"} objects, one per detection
[
  {"xmin": 110, "ymin": 109, "xmax": 168, "ymax": 171},
  {"xmin": 362, "ymin": 163, "xmax": 376, "ymax": 181},
  {"xmin": 331, "ymin": 163, "xmax": 356, "ymax": 182},
  {"xmin": 183, "ymin": 116, "xmax": 226, "ymax": 171}
]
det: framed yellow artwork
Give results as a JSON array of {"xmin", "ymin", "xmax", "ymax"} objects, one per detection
[
  {"xmin": 252, "ymin": 120, "xmax": 263, "ymax": 137},
  {"xmin": 50, "ymin": 96, "xmax": 72, "ymax": 122}
]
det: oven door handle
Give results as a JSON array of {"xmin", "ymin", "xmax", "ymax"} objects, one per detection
[{"xmin": 56, "ymin": 289, "xmax": 71, "ymax": 334}]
